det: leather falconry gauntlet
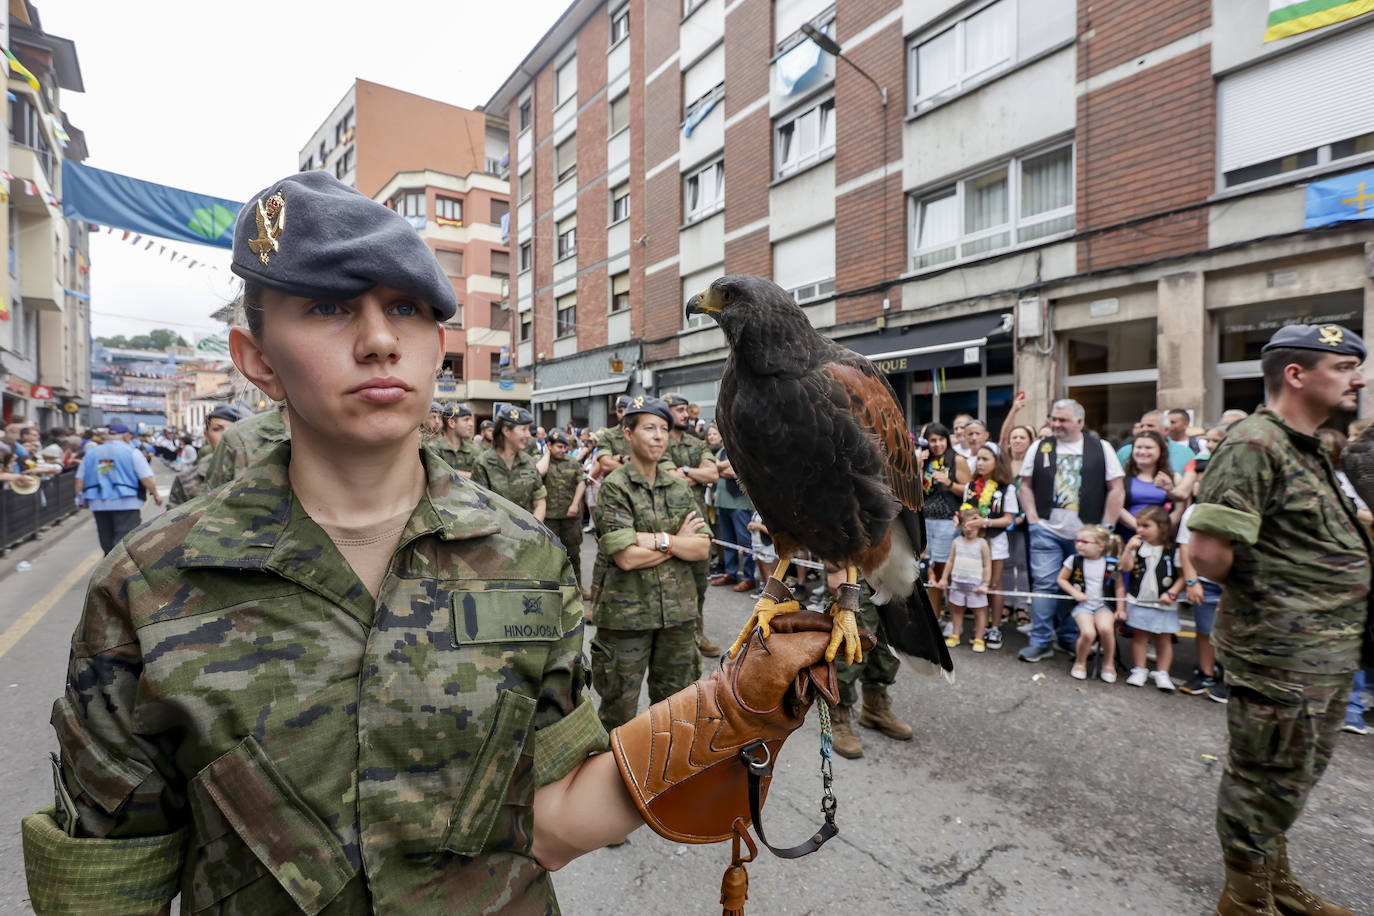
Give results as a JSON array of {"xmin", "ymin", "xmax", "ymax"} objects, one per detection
[{"xmin": 610, "ymin": 611, "xmax": 872, "ymax": 843}]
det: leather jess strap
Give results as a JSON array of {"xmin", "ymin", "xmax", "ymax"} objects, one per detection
[{"xmin": 740, "ymin": 741, "xmax": 837, "ymax": 858}]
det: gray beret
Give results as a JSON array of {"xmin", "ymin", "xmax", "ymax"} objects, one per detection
[
  {"xmin": 622, "ymin": 395, "xmax": 672, "ymax": 425},
  {"xmin": 662, "ymin": 392, "xmax": 689, "ymax": 408},
  {"xmin": 444, "ymin": 403, "xmax": 472, "ymax": 419},
  {"xmin": 207, "ymin": 405, "xmax": 244, "ymax": 423},
  {"xmin": 231, "ymin": 170, "xmax": 458, "ymax": 321},
  {"xmin": 547, "ymin": 429, "xmax": 571, "ymax": 446},
  {"xmin": 1262, "ymin": 323, "xmax": 1366, "ymax": 359},
  {"xmin": 615, "ymin": 395, "xmax": 632, "ymax": 410},
  {"xmin": 495, "ymin": 404, "xmax": 534, "ymax": 427}
]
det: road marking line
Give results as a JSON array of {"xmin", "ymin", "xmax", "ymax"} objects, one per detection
[{"xmin": 0, "ymin": 549, "xmax": 101, "ymax": 658}]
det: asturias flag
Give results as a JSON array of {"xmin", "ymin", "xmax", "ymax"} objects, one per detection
[{"xmin": 1265, "ymin": 0, "xmax": 1374, "ymax": 41}]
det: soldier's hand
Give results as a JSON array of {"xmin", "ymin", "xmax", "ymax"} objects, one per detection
[{"xmin": 675, "ymin": 511, "xmax": 706, "ymax": 537}]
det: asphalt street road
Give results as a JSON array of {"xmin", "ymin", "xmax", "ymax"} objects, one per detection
[{"xmin": 1, "ymin": 486, "xmax": 1370, "ymax": 914}]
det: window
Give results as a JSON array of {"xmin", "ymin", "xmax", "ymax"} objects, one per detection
[
  {"xmin": 773, "ymin": 223, "xmax": 836, "ymax": 303},
  {"xmin": 300, "ymin": 156, "xmax": 314, "ymax": 171},
  {"xmin": 435, "ymin": 196, "xmax": 462, "ymax": 225},
  {"xmin": 609, "ymin": 92, "xmax": 629, "ymax": 136},
  {"xmin": 520, "ymin": 314, "xmax": 532, "ymax": 342},
  {"xmin": 519, "ymin": 240, "xmax": 533, "ymax": 272},
  {"xmin": 490, "ymin": 299, "xmax": 507, "ymax": 328},
  {"xmin": 556, "ymin": 216, "xmax": 576, "ymax": 260},
  {"xmin": 774, "ymin": 97, "xmax": 835, "ymax": 178},
  {"xmin": 392, "ymin": 188, "xmax": 423, "ymax": 219},
  {"xmin": 681, "ymin": 265, "xmax": 720, "ymax": 329},
  {"xmin": 555, "ymin": 57, "xmax": 577, "ymax": 107},
  {"xmin": 518, "ymin": 97, "xmax": 532, "ymax": 132},
  {"xmin": 434, "ymin": 249, "xmax": 464, "ymax": 278},
  {"xmin": 684, "ymin": 158, "xmax": 725, "ymax": 222},
  {"xmin": 1221, "ymin": 131, "xmax": 1374, "ymax": 188},
  {"xmin": 610, "ymin": 272, "xmax": 630, "ymax": 313},
  {"xmin": 519, "ymin": 169, "xmax": 532, "ymax": 202},
  {"xmin": 908, "ymin": 0, "xmax": 1073, "ymax": 113},
  {"xmin": 490, "ymin": 250, "xmax": 510, "ymax": 279},
  {"xmin": 334, "ymin": 108, "xmax": 355, "ymax": 145},
  {"xmin": 910, "ymin": 143, "xmax": 1073, "ymax": 270},
  {"xmin": 683, "ymin": 0, "xmax": 707, "ymax": 17},
  {"xmin": 9, "ymin": 97, "xmax": 52, "ymax": 182},
  {"xmin": 555, "ymin": 134, "xmax": 577, "ymax": 182},
  {"xmin": 489, "ymin": 199, "xmax": 509, "ymax": 226},
  {"xmin": 335, "ymin": 147, "xmax": 355, "ymax": 179},
  {"xmin": 490, "ymin": 352, "xmax": 504, "ymax": 377},
  {"xmin": 610, "ymin": 5, "xmax": 629, "ymax": 45},
  {"xmin": 774, "ymin": 0, "xmax": 836, "ymax": 52},
  {"xmin": 682, "ymin": 43, "xmax": 725, "ymax": 123},
  {"xmin": 556, "ymin": 293, "xmax": 577, "ymax": 338},
  {"xmin": 610, "ymin": 183, "xmax": 630, "ymax": 223}
]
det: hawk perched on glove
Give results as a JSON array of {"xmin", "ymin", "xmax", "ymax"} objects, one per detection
[{"xmin": 686, "ymin": 274, "xmax": 953, "ymax": 679}]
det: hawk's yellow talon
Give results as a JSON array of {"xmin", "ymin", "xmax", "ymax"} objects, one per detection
[
  {"xmin": 727, "ymin": 596, "xmax": 800, "ymax": 658},
  {"xmin": 825, "ymin": 607, "xmax": 863, "ymax": 665}
]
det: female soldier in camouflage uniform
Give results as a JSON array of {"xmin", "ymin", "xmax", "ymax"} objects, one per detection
[
  {"xmin": 22, "ymin": 172, "xmax": 840, "ymax": 915},
  {"xmin": 590, "ymin": 396, "xmax": 710, "ymax": 730},
  {"xmin": 472, "ymin": 405, "xmax": 547, "ymax": 520}
]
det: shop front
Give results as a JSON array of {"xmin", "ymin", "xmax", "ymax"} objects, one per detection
[
  {"xmin": 653, "ymin": 359, "xmax": 726, "ymax": 424},
  {"xmin": 3, "ymin": 375, "xmax": 31, "ymax": 425},
  {"xmin": 529, "ymin": 341, "xmax": 642, "ymax": 432},
  {"xmin": 838, "ymin": 310, "xmax": 1014, "ymax": 433}
]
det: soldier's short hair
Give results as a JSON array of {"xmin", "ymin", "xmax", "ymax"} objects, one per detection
[{"xmin": 1260, "ymin": 347, "xmax": 1324, "ymax": 396}]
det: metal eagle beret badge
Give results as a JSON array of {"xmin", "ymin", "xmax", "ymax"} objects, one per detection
[
  {"xmin": 1261, "ymin": 323, "xmax": 1367, "ymax": 360},
  {"xmin": 497, "ymin": 405, "xmax": 534, "ymax": 426},
  {"xmin": 230, "ymin": 170, "xmax": 459, "ymax": 322}
]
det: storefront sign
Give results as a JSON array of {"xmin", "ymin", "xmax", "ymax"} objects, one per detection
[
  {"xmin": 4, "ymin": 377, "xmax": 27, "ymax": 397},
  {"xmin": 30, "ymin": 384, "xmax": 52, "ymax": 400},
  {"xmin": 62, "ymin": 401, "xmax": 79, "ymax": 414},
  {"xmin": 873, "ymin": 356, "xmax": 908, "ymax": 374}
]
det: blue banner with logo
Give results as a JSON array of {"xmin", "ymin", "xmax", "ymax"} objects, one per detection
[
  {"xmin": 1304, "ymin": 167, "xmax": 1374, "ymax": 229},
  {"xmin": 61, "ymin": 161, "xmax": 243, "ymax": 249}
]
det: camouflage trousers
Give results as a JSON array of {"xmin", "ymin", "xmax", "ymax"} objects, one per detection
[
  {"xmin": 836, "ymin": 598, "xmax": 900, "ymax": 708},
  {"xmin": 591, "ymin": 623, "xmax": 701, "ymax": 731},
  {"xmin": 547, "ymin": 516, "xmax": 585, "ymax": 588},
  {"xmin": 1215, "ymin": 653, "xmax": 1353, "ymax": 862}
]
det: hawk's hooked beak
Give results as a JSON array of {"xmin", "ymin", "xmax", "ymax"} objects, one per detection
[{"xmin": 684, "ymin": 287, "xmax": 722, "ymax": 319}]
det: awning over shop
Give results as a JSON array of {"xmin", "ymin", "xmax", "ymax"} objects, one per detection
[
  {"xmin": 529, "ymin": 374, "xmax": 632, "ymax": 405},
  {"xmin": 838, "ymin": 311, "xmax": 1010, "ymax": 375}
]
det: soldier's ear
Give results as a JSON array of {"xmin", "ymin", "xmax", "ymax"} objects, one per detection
[{"xmin": 230, "ymin": 327, "xmax": 286, "ymax": 403}]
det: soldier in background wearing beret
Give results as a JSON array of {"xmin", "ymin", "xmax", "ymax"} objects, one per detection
[
  {"xmin": 594, "ymin": 394, "xmax": 632, "ymax": 469},
  {"xmin": 542, "ymin": 428, "xmax": 590, "ymax": 599},
  {"xmin": 1188, "ymin": 323, "xmax": 1369, "ymax": 916},
  {"xmin": 471, "ymin": 405, "xmax": 547, "ymax": 519},
  {"xmin": 168, "ymin": 404, "xmax": 243, "ymax": 506},
  {"xmin": 590, "ymin": 395, "xmax": 709, "ymax": 730},
  {"xmin": 478, "ymin": 417, "xmax": 495, "ymax": 449},
  {"xmin": 201, "ymin": 399, "xmax": 290, "ymax": 490},
  {"xmin": 428, "ymin": 402, "xmax": 482, "ymax": 478}
]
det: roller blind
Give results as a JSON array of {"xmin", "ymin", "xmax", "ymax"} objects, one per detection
[
  {"xmin": 1218, "ymin": 26, "xmax": 1374, "ymax": 173},
  {"xmin": 683, "ymin": 43, "xmax": 725, "ymax": 104},
  {"xmin": 772, "ymin": 223, "xmax": 835, "ymax": 290},
  {"xmin": 774, "ymin": 0, "xmax": 831, "ymax": 45}
]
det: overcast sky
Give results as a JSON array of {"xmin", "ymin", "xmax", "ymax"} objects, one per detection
[{"xmin": 40, "ymin": 0, "xmax": 571, "ymax": 342}]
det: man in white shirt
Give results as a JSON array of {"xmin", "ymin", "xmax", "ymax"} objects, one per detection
[{"xmin": 1017, "ymin": 399, "xmax": 1125, "ymax": 662}]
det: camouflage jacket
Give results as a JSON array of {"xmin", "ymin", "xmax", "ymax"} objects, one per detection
[
  {"xmin": 665, "ymin": 432, "xmax": 713, "ymax": 511},
  {"xmin": 23, "ymin": 442, "xmax": 607, "ymax": 914},
  {"xmin": 202, "ymin": 405, "xmax": 290, "ymax": 490},
  {"xmin": 543, "ymin": 455, "xmax": 585, "ymax": 519},
  {"xmin": 471, "ymin": 448, "xmax": 547, "ymax": 513},
  {"xmin": 1190, "ymin": 408, "xmax": 1372, "ymax": 675},
  {"xmin": 591, "ymin": 464, "xmax": 700, "ymax": 630},
  {"xmin": 167, "ymin": 447, "xmax": 213, "ymax": 507},
  {"xmin": 428, "ymin": 436, "xmax": 483, "ymax": 475},
  {"xmin": 594, "ymin": 426, "xmax": 628, "ymax": 460}
]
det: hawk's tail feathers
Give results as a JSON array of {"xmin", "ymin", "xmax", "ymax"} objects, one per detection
[{"xmin": 877, "ymin": 583, "xmax": 954, "ymax": 684}]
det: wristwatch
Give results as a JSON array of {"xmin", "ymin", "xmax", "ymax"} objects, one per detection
[
  {"xmin": 1185, "ymin": 578, "xmax": 1200, "ymax": 586},
  {"xmin": 656, "ymin": 532, "xmax": 671, "ymax": 553}
]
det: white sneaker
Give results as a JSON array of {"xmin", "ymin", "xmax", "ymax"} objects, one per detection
[
  {"xmin": 1015, "ymin": 621, "xmax": 1032, "ymax": 636},
  {"xmin": 1126, "ymin": 667, "xmax": 1149, "ymax": 687},
  {"xmin": 941, "ymin": 619, "xmax": 954, "ymax": 638},
  {"xmin": 1152, "ymin": 670, "xmax": 1176, "ymax": 692}
]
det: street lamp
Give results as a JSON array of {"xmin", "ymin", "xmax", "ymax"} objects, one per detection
[
  {"xmin": 800, "ymin": 21, "xmax": 893, "ymax": 294},
  {"xmin": 800, "ymin": 23, "xmax": 886, "ymax": 107}
]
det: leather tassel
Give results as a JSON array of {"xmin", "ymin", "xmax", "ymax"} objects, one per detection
[{"xmin": 721, "ymin": 821, "xmax": 757, "ymax": 916}]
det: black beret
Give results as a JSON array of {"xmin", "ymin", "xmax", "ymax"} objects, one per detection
[
  {"xmin": 547, "ymin": 429, "xmax": 570, "ymax": 445},
  {"xmin": 496, "ymin": 404, "xmax": 534, "ymax": 427},
  {"xmin": 622, "ymin": 394, "xmax": 672, "ymax": 424},
  {"xmin": 615, "ymin": 395, "xmax": 632, "ymax": 409},
  {"xmin": 1261, "ymin": 323, "xmax": 1366, "ymax": 359},
  {"xmin": 480, "ymin": 419, "xmax": 494, "ymax": 430},
  {"xmin": 231, "ymin": 170, "xmax": 459, "ymax": 321},
  {"xmin": 207, "ymin": 405, "xmax": 244, "ymax": 423},
  {"xmin": 662, "ymin": 393, "xmax": 689, "ymax": 408}
]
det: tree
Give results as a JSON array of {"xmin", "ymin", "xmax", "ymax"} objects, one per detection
[{"xmin": 96, "ymin": 328, "xmax": 188, "ymax": 350}]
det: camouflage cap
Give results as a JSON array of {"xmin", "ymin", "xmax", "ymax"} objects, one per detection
[
  {"xmin": 1262, "ymin": 323, "xmax": 1366, "ymax": 359},
  {"xmin": 230, "ymin": 170, "xmax": 459, "ymax": 321},
  {"xmin": 621, "ymin": 395, "xmax": 672, "ymax": 424}
]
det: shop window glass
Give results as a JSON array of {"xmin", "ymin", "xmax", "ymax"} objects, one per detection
[
  {"xmin": 1065, "ymin": 319, "xmax": 1157, "ymax": 375},
  {"xmin": 1067, "ymin": 381, "xmax": 1157, "ymax": 446},
  {"xmin": 985, "ymin": 385, "xmax": 1014, "ymax": 437},
  {"xmin": 1216, "ymin": 295, "xmax": 1362, "ymax": 363},
  {"xmin": 985, "ymin": 341, "xmax": 1014, "ymax": 375},
  {"xmin": 938, "ymin": 390, "xmax": 980, "ymax": 427}
]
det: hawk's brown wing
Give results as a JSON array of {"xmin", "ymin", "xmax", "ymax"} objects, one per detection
[{"xmin": 824, "ymin": 352, "xmax": 923, "ymax": 513}]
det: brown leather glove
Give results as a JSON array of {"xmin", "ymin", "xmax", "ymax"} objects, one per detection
[{"xmin": 610, "ymin": 612, "xmax": 872, "ymax": 844}]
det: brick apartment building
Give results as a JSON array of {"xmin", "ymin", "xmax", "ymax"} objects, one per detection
[
  {"xmin": 489, "ymin": 0, "xmax": 1374, "ymax": 438},
  {"xmin": 299, "ymin": 81, "xmax": 525, "ymax": 415}
]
